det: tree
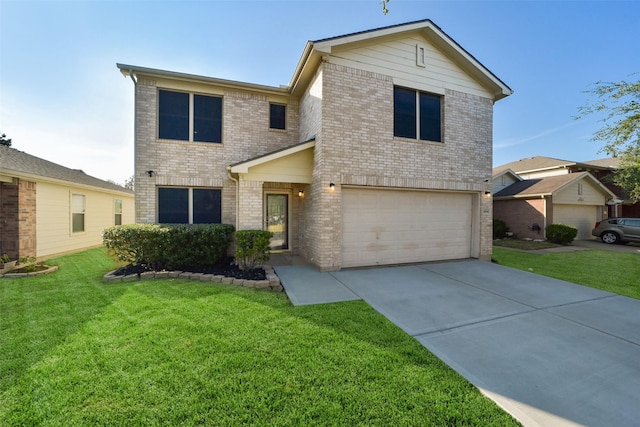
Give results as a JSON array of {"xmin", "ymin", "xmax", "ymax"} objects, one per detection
[
  {"xmin": 577, "ymin": 78, "xmax": 640, "ymax": 200},
  {"xmin": 0, "ymin": 133, "xmax": 11, "ymax": 147},
  {"xmin": 124, "ymin": 175, "xmax": 135, "ymax": 191}
]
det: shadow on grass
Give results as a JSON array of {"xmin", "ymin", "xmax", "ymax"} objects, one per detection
[{"xmin": 0, "ymin": 248, "xmax": 130, "ymax": 390}]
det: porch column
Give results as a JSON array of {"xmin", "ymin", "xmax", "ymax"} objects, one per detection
[{"xmin": 237, "ymin": 177, "xmax": 264, "ymax": 230}]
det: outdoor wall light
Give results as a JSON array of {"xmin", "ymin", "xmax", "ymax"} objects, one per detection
[
  {"xmin": 298, "ymin": 190, "xmax": 304, "ymax": 197},
  {"xmin": 329, "ymin": 182, "xmax": 335, "ymax": 191},
  {"xmin": 146, "ymin": 170, "xmax": 156, "ymax": 177},
  {"xmin": 484, "ymin": 191, "xmax": 491, "ymax": 198}
]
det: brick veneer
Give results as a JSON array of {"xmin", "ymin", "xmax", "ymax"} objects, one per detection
[
  {"xmin": 0, "ymin": 179, "xmax": 36, "ymax": 260},
  {"xmin": 307, "ymin": 62, "xmax": 494, "ymax": 269},
  {"xmin": 494, "ymin": 198, "xmax": 547, "ymax": 240},
  {"xmin": 132, "ymin": 58, "xmax": 497, "ymax": 270}
]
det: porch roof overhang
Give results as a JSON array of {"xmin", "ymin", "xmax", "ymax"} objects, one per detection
[{"xmin": 229, "ymin": 139, "xmax": 315, "ymax": 184}]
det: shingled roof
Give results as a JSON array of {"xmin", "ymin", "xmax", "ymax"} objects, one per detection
[
  {"xmin": 493, "ymin": 156, "xmax": 619, "ymax": 175},
  {"xmin": 0, "ymin": 145, "xmax": 133, "ymax": 194},
  {"xmin": 494, "ymin": 171, "xmax": 614, "ymax": 199}
]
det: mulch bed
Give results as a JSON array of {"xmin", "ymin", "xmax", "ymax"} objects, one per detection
[{"xmin": 110, "ymin": 257, "xmax": 266, "ymax": 281}]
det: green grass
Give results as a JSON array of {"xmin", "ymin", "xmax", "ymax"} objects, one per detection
[
  {"xmin": 493, "ymin": 238, "xmax": 560, "ymax": 250},
  {"xmin": 1, "ymin": 248, "xmax": 518, "ymax": 426},
  {"xmin": 493, "ymin": 247, "xmax": 640, "ymax": 299}
]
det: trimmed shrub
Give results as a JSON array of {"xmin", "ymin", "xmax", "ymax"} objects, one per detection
[
  {"xmin": 103, "ymin": 223, "xmax": 235, "ymax": 270},
  {"xmin": 493, "ymin": 219, "xmax": 510, "ymax": 239},
  {"xmin": 545, "ymin": 223, "xmax": 578, "ymax": 245},
  {"xmin": 103, "ymin": 224, "xmax": 169, "ymax": 269},
  {"xmin": 235, "ymin": 230, "xmax": 273, "ymax": 271}
]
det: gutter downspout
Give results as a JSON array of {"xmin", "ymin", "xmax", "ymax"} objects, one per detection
[{"xmin": 227, "ymin": 167, "xmax": 239, "ymax": 230}]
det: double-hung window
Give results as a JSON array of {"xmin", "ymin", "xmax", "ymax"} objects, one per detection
[
  {"xmin": 393, "ymin": 86, "xmax": 442, "ymax": 142},
  {"xmin": 158, "ymin": 187, "xmax": 222, "ymax": 224},
  {"xmin": 71, "ymin": 194, "xmax": 85, "ymax": 233},
  {"xmin": 158, "ymin": 90, "xmax": 222, "ymax": 143},
  {"xmin": 114, "ymin": 199, "xmax": 123, "ymax": 225}
]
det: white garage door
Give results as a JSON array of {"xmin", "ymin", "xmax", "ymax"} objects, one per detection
[
  {"xmin": 553, "ymin": 204, "xmax": 601, "ymax": 240},
  {"xmin": 342, "ymin": 188, "xmax": 473, "ymax": 268}
]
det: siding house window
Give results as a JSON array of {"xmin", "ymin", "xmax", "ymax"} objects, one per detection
[
  {"xmin": 72, "ymin": 194, "xmax": 85, "ymax": 233},
  {"xmin": 269, "ymin": 103, "xmax": 286, "ymax": 130},
  {"xmin": 114, "ymin": 199, "xmax": 123, "ymax": 225},
  {"xmin": 393, "ymin": 86, "xmax": 442, "ymax": 142},
  {"xmin": 158, "ymin": 187, "xmax": 221, "ymax": 224},
  {"xmin": 158, "ymin": 90, "xmax": 222, "ymax": 143}
]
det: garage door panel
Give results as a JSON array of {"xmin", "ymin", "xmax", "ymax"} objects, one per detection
[
  {"xmin": 553, "ymin": 205, "xmax": 601, "ymax": 240},
  {"xmin": 342, "ymin": 188, "xmax": 473, "ymax": 268}
]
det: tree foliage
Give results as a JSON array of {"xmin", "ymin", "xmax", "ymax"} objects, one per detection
[
  {"xmin": 124, "ymin": 175, "xmax": 135, "ymax": 191},
  {"xmin": 578, "ymin": 77, "xmax": 640, "ymax": 200},
  {"xmin": 0, "ymin": 133, "xmax": 12, "ymax": 147}
]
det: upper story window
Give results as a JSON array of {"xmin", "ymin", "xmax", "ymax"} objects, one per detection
[
  {"xmin": 269, "ymin": 103, "xmax": 286, "ymax": 130},
  {"xmin": 158, "ymin": 90, "xmax": 222, "ymax": 143},
  {"xmin": 393, "ymin": 86, "xmax": 442, "ymax": 143}
]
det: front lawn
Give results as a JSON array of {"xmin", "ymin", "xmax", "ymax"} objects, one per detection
[
  {"xmin": 0, "ymin": 248, "xmax": 518, "ymax": 426},
  {"xmin": 493, "ymin": 247, "xmax": 640, "ymax": 299}
]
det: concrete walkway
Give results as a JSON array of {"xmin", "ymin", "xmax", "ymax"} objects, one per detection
[{"xmin": 274, "ymin": 260, "xmax": 640, "ymax": 427}]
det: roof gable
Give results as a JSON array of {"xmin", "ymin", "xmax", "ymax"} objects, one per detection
[
  {"xmin": 290, "ymin": 20, "xmax": 512, "ymax": 100},
  {"xmin": 494, "ymin": 172, "xmax": 615, "ymax": 199}
]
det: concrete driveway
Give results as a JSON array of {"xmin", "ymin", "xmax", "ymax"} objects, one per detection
[{"xmin": 274, "ymin": 260, "xmax": 640, "ymax": 427}]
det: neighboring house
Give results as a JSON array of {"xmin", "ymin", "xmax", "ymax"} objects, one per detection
[
  {"xmin": 118, "ymin": 19, "xmax": 512, "ymax": 271},
  {"xmin": 494, "ymin": 156, "xmax": 640, "ymax": 218},
  {"xmin": 493, "ymin": 170, "xmax": 615, "ymax": 240},
  {"xmin": 0, "ymin": 145, "xmax": 134, "ymax": 260}
]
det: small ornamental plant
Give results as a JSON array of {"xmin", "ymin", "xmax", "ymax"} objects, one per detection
[
  {"xmin": 235, "ymin": 230, "xmax": 273, "ymax": 271},
  {"xmin": 545, "ymin": 224, "xmax": 578, "ymax": 245}
]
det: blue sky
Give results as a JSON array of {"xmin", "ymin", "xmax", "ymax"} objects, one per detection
[{"xmin": 1, "ymin": 0, "xmax": 639, "ymax": 185}]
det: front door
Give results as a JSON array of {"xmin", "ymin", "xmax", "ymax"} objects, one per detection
[{"xmin": 265, "ymin": 193, "xmax": 288, "ymax": 250}]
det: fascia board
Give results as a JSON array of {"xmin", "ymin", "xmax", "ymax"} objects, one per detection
[
  {"xmin": 117, "ymin": 63, "xmax": 290, "ymax": 96},
  {"xmin": 0, "ymin": 168, "xmax": 134, "ymax": 197}
]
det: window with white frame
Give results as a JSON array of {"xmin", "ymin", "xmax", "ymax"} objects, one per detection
[
  {"xmin": 157, "ymin": 187, "xmax": 221, "ymax": 224},
  {"xmin": 158, "ymin": 89, "xmax": 222, "ymax": 143},
  {"xmin": 71, "ymin": 194, "xmax": 85, "ymax": 233},
  {"xmin": 114, "ymin": 199, "xmax": 123, "ymax": 225},
  {"xmin": 393, "ymin": 86, "xmax": 442, "ymax": 142}
]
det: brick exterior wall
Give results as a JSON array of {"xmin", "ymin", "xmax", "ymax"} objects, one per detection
[
  {"xmin": 132, "ymin": 55, "xmax": 497, "ymax": 269},
  {"xmin": 0, "ymin": 179, "xmax": 36, "ymax": 260},
  {"xmin": 133, "ymin": 77, "xmax": 299, "ymax": 227},
  {"xmin": 308, "ymin": 62, "xmax": 494, "ymax": 269},
  {"xmin": 494, "ymin": 198, "xmax": 547, "ymax": 240}
]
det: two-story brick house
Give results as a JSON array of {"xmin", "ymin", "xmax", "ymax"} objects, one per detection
[{"xmin": 118, "ymin": 19, "xmax": 512, "ymax": 271}]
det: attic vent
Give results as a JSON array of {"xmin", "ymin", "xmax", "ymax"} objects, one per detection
[{"xmin": 416, "ymin": 43, "xmax": 426, "ymax": 68}]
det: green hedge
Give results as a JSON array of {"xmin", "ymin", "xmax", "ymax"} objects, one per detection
[
  {"xmin": 103, "ymin": 223, "xmax": 235, "ymax": 270},
  {"xmin": 235, "ymin": 230, "xmax": 273, "ymax": 271},
  {"xmin": 545, "ymin": 223, "xmax": 578, "ymax": 245},
  {"xmin": 493, "ymin": 219, "xmax": 510, "ymax": 239}
]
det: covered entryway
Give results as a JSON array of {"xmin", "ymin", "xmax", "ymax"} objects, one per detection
[
  {"xmin": 553, "ymin": 204, "xmax": 602, "ymax": 240},
  {"xmin": 341, "ymin": 188, "xmax": 473, "ymax": 268}
]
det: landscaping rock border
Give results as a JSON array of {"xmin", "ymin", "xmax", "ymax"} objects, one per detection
[
  {"xmin": 1, "ymin": 265, "xmax": 59, "ymax": 278},
  {"xmin": 102, "ymin": 265, "xmax": 283, "ymax": 292}
]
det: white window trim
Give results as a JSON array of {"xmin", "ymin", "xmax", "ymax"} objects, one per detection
[{"xmin": 71, "ymin": 193, "xmax": 86, "ymax": 234}]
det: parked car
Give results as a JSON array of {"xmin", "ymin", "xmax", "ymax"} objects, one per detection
[{"xmin": 592, "ymin": 218, "xmax": 640, "ymax": 244}]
